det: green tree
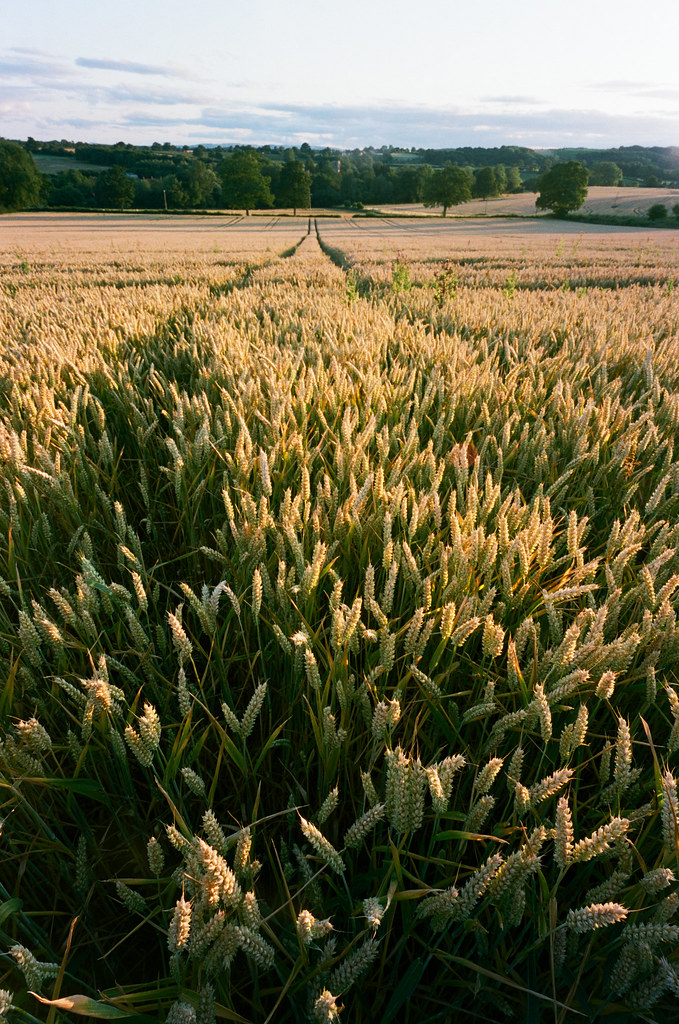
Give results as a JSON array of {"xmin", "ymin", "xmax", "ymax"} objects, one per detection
[
  {"xmin": 94, "ymin": 165, "xmax": 135, "ymax": 210},
  {"xmin": 535, "ymin": 161, "xmax": 589, "ymax": 217},
  {"xmin": 494, "ymin": 164, "xmax": 508, "ymax": 194},
  {"xmin": 647, "ymin": 203, "xmax": 668, "ymax": 222},
  {"xmin": 588, "ymin": 161, "xmax": 622, "ymax": 187},
  {"xmin": 472, "ymin": 166, "xmax": 499, "ymax": 200},
  {"xmin": 219, "ymin": 150, "xmax": 273, "ymax": 215},
  {"xmin": 505, "ymin": 166, "xmax": 523, "ymax": 192},
  {"xmin": 392, "ymin": 166, "xmax": 424, "ymax": 203},
  {"xmin": 339, "ymin": 171, "xmax": 362, "ymax": 205},
  {"xmin": 47, "ymin": 170, "xmax": 96, "ymax": 208},
  {"xmin": 0, "ymin": 140, "xmax": 43, "ymax": 212},
  {"xmin": 181, "ymin": 161, "xmax": 220, "ymax": 208},
  {"xmin": 276, "ymin": 160, "xmax": 311, "ymax": 215},
  {"xmin": 311, "ymin": 171, "xmax": 341, "ymax": 207},
  {"xmin": 422, "ymin": 164, "xmax": 472, "ymax": 216},
  {"xmin": 167, "ymin": 175, "xmax": 189, "ymax": 209}
]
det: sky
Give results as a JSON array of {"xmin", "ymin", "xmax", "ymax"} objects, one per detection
[{"xmin": 2, "ymin": 0, "xmax": 679, "ymax": 150}]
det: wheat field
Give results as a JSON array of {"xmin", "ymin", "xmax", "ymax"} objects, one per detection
[
  {"xmin": 1, "ymin": 214, "xmax": 679, "ymax": 1023},
  {"xmin": 370, "ymin": 185, "xmax": 679, "ymax": 219}
]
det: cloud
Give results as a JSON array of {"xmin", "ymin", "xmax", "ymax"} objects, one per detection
[
  {"xmin": 0, "ymin": 47, "xmax": 215, "ymax": 135},
  {"xmin": 0, "ymin": 49, "xmax": 190, "ymax": 86},
  {"xmin": 9, "ymin": 46, "xmax": 56, "ymax": 57},
  {"xmin": 106, "ymin": 99, "xmax": 679, "ymax": 150},
  {"xmin": 0, "ymin": 96, "xmax": 33, "ymax": 118},
  {"xmin": 93, "ymin": 83, "xmax": 211, "ymax": 107},
  {"xmin": 588, "ymin": 80, "xmax": 679, "ymax": 102},
  {"xmin": 76, "ymin": 57, "xmax": 195, "ymax": 79},
  {"xmin": 0, "ymin": 53, "xmax": 73, "ymax": 81},
  {"xmin": 2, "ymin": 53, "xmax": 677, "ymax": 150},
  {"xmin": 53, "ymin": 116, "xmax": 118, "ymax": 130},
  {"xmin": 481, "ymin": 96, "xmax": 540, "ymax": 106},
  {"xmin": 179, "ymin": 100, "xmax": 666, "ymax": 143},
  {"xmin": 589, "ymin": 80, "xmax": 650, "ymax": 91},
  {"xmin": 639, "ymin": 87, "xmax": 679, "ymax": 101},
  {"xmin": 115, "ymin": 111, "xmax": 198, "ymax": 128}
]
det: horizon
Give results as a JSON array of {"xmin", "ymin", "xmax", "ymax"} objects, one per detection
[
  {"xmin": 2, "ymin": 0, "xmax": 679, "ymax": 150},
  {"xmin": 14, "ymin": 137, "xmax": 679, "ymax": 154}
]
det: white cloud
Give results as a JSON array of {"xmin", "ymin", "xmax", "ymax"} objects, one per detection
[
  {"xmin": 75, "ymin": 57, "xmax": 196, "ymax": 79},
  {"xmin": 2, "ymin": 44, "xmax": 678, "ymax": 149}
]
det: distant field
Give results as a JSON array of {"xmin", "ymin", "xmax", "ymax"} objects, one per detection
[
  {"xmin": 371, "ymin": 184, "xmax": 679, "ymax": 218},
  {"xmin": 3, "ymin": 208, "xmax": 678, "ymax": 266},
  {"xmin": 31, "ymin": 152, "xmax": 110, "ymax": 174},
  {"xmin": 0, "ymin": 211, "xmax": 312, "ymax": 260},
  {"xmin": 318, "ymin": 213, "xmax": 679, "ymax": 289},
  {"xmin": 582, "ymin": 184, "xmax": 679, "ymax": 216}
]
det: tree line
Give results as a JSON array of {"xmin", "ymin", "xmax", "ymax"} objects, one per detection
[
  {"xmin": 2, "ymin": 137, "xmax": 679, "ymax": 216},
  {"xmin": 24, "ymin": 137, "xmax": 679, "ymax": 186},
  {"xmin": 1, "ymin": 140, "xmax": 532, "ymax": 213}
]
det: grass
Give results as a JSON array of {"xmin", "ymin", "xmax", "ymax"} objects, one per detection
[
  {"xmin": 1, "ymin": 222, "xmax": 679, "ymax": 1023},
  {"xmin": 31, "ymin": 154, "xmax": 111, "ymax": 175}
]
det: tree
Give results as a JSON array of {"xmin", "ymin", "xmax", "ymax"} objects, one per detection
[
  {"xmin": 167, "ymin": 175, "xmax": 189, "ymax": 209},
  {"xmin": 180, "ymin": 161, "xmax": 220, "ymax": 208},
  {"xmin": 94, "ymin": 166, "xmax": 135, "ymax": 210},
  {"xmin": 311, "ymin": 168, "xmax": 341, "ymax": 208},
  {"xmin": 393, "ymin": 166, "xmax": 424, "ymax": 204},
  {"xmin": 535, "ymin": 161, "xmax": 589, "ymax": 217},
  {"xmin": 588, "ymin": 161, "xmax": 622, "ymax": 187},
  {"xmin": 371, "ymin": 166, "xmax": 396, "ymax": 204},
  {"xmin": 219, "ymin": 150, "xmax": 273, "ymax": 214},
  {"xmin": 422, "ymin": 164, "xmax": 472, "ymax": 216},
  {"xmin": 472, "ymin": 166, "xmax": 499, "ymax": 200},
  {"xmin": 339, "ymin": 171, "xmax": 362, "ymax": 205},
  {"xmin": 47, "ymin": 170, "xmax": 96, "ymax": 208},
  {"xmin": 494, "ymin": 164, "xmax": 508, "ymax": 194},
  {"xmin": 505, "ymin": 166, "xmax": 523, "ymax": 192},
  {"xmin": 0, "ymin": 140, "xmax": 43, "ymax": 212},
  {"xmin": 276, "ymin": 160, "xmax": 311, "ymax": 215},
  {"xmin": 647, "ymin": 203, "xmax": 668, "ymax": 222}
]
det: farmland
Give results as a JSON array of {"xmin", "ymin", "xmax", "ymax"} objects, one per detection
[
  {"xmin": 370, "ymin": 184, "xmax": 679, "ymax": 220},
  {"xmin": 2, "ymin": 212, "xmax": 679, "ymax": 1023}
]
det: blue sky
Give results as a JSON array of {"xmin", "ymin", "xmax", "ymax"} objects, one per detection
[{"xmin": 2, "ymin": 0, "xmax": 678, "ymax": 148}]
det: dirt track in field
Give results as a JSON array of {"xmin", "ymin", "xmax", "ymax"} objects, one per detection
[{"xmin": 1, "ymin": 202, "xmax": 678, "ymax": 269}]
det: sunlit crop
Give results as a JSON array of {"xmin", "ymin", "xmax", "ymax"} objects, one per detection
[{"xmin": 2, "ymin": 217, "xmax": 679, "ymax": 1022}]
